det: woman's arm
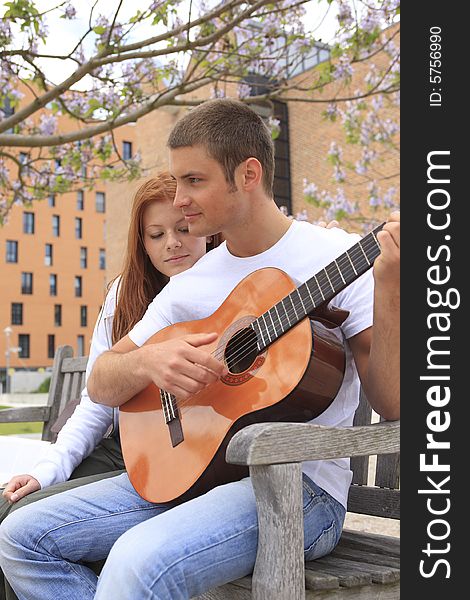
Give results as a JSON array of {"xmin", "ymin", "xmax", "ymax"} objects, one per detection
[{"xmin": 2, "ymin": 281, "xmax": 120, "ymax": 503}]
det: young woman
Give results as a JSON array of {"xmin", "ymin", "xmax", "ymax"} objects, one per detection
[{"xmin": 0, "ymin": 173, "xmax": 216, "ymax": 600}]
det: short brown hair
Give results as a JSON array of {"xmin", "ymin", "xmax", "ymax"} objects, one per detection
[{"xmin": 167, "ymin": 99, "xmax": 275, "ymax": 195}]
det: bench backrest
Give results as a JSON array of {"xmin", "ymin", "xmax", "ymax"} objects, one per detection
[
  {"xmin": 43, "ymin": 345, "xmax": 88, "ymax": 443},
  {"xmin": 348, "ymin": 389, "xmax": 400, "ymax": 519}
]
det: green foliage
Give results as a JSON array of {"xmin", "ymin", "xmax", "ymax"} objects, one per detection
[
  {"xmin": 3, "ymin": 0, "xmax": 39, "ymax": 29},
  {"xmin": 34, "ymin": 376, "xmax": 50, "ymax": 393}
]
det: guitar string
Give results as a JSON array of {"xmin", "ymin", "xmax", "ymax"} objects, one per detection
[
  {"xmin": 208, "ymin": 233, "xmax": 381, "ymax": 366},
  {"xmin": 171, "ymin": 234, "xmax": 381, "ymax": 413}
]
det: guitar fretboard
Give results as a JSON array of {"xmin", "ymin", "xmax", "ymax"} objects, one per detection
[{"xmin": 251, "ymin": 223, "xmax": 384, "ymax": 351}]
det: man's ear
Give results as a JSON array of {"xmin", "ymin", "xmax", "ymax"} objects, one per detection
[{"xmin": 241, "ymin": 157, "xmax": 263, "ymax": 191}]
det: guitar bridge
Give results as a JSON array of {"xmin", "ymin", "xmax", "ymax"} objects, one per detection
[{"xmin": 160, "ymin": 390, "xmax": 184, "ymax": 447}]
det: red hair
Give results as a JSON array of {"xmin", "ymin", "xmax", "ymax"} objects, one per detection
[{"xmin": 111, "ymin": 174, "xmax": 176, "ymax": 344}]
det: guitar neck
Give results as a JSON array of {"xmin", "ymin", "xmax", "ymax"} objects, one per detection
[{"xmin": 252, "ymin": 222, "xmax": 385, "ymax": 351}]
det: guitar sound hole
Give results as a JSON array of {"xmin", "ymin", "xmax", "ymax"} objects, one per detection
[{"xmin": 225, "ymin": 328, "xmax": 259, "ymax": 374}]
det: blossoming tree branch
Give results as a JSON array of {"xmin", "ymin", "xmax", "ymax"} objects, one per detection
[{"xmin": 0, "ymin": 0, "xmax": 399, "ymax": 225}]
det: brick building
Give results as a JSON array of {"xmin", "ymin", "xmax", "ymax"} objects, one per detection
[{"xmin": 0, "ymin": 86, "xmax": 136, "ymax": 389}]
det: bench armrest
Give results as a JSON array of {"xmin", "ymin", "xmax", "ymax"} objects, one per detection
[
  {"xmin": 0, "ymin": 406, "xmax": 50, "ymax": 424},
  {"xmin": 225, "ymin": 420, "xmax": 400, "ymax": 599},
  {"xmin": 226, "ymin": 420, "xmax": 400, "ymax": 466}
]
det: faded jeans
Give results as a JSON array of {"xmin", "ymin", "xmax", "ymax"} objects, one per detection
[{"xmin": 0, "ymin": 472, "xmax": 345, "ymax": 600}]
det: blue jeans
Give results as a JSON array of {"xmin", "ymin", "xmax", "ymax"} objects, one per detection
[{"xmin": 0, "ymin": 472, "xmax": 345, "ymax": 600}]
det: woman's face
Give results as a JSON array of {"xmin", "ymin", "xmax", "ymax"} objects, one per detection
[{"xmin": 142, "ymin": 199, "xmax": 207, "ymax": 277}]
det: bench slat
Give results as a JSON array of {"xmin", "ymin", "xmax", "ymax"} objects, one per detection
[
  {"xmin": 313, "ymin": 556, "xmax": 399, "ymax": 585},
  {"xmin": 347, "ymin": 487, "xmax": 400, "ymax": 519},
  {"xmin": 61, "ymin": 356, "xmax": 88, "ymax": 373},
  {"xmin": 306, "ymin": 560, "xmax": 372, "ymax": 588},
  {"xmin": 0, "ymin": 406, "xmax": 50, "ymax": 423},
  {"xmin": 350, "ymin": 391, "xmax": 372, "ymax": 485},
  {"xmin": 337, "ymin": 531, "xmax": 400, "ymax": 558},
  {"xmin": 375, "ymin": 453, "xmax": 400, "ymax": 489},
  {"xmin": 331, "ymin": 547, "xmax": 400, "ymax": 569}
]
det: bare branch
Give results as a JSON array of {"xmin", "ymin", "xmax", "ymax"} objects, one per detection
[
  {"xmin": 105, "ymin": 0, "xmax": 125, "ymax": 49},
  {"xmin": 0, "ymin": 77, "xmax": 213, "ymax": 147}
]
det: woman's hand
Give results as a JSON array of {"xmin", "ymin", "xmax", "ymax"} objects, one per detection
[{"xmin": 2, "ymin": 474, "xmax": 41, "ymax": 503}]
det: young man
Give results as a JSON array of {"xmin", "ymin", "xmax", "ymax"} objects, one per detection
[{"xmin": 0, "ymin": 99, "xmax": 399, "ymax": 600}]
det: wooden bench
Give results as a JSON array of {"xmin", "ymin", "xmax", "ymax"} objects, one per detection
[
  {"xmin": 197, "ymin": 399, "xmax": 400, "ymax": 600},
  {"xmin": 0, "ymin": 346, "xmax": 400, "ymax": 598},
  {"xmin": 0, "ymin": 345, "xmax": 87, "ymax": 443}
]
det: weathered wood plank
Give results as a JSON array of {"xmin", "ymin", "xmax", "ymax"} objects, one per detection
[
  {"xmin": 61, "ymin": 356, "xmax": 88, "ymax": 373},
  {"xmin": 314, "ymin": 556, "xmax": 399, "ymax": 585},
  {"xmin": 331, "ymin": 547, "xmax": 400, "ymax": 569},
  {"xmin": 69, "ymin": 372, "xmax": 84, "ymax": 407},
  {"xmin": 42, "ymin": 345, "xmax": 73, "ymax": 442},
  {"xmin": 305, "ymin": 581, "xmax": 400, "ymax": 599},
  {"xmin": 338, "ymin": 531, "xmax": 400, "ymax": 558},
  {"xmin": 351, "ymin": 390, "xmax": 372, "ymax": 485},
  {"xmin": 226, "ymin": 421, "xmax": 400, "ymax": 466},
  {"xmin": 375, "ymin": 453, "xmax": 400, "ymax": 489},
  {"xmin": 196, "ymin": 581, "xmax": 400, "ymax": 600},
  {"xmin": 373, "ymin": 417, "xmax": 400, "ymax": 489},
  {"xmin": 306, "ymin": 560, "xmax": 372, "ymax": 587},
  {"xmin": 347, "ymin": 487, "xmax": 400, "ymax": 520},
  {"xmin": 250, "ymin": 463, "xmax": 304, "ymax": 600},
  {"xmin": 305, "ymin": 569, "xmax": 340, "ymax": 591},
  {"xmin": 0, "ymin": 406, "xmax": 50, "ymax": 423}
]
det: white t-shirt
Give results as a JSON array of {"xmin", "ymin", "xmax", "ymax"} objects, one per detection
[{"xmin": 129, "ymin": 220, "xmax": 374, "ymax": 507}]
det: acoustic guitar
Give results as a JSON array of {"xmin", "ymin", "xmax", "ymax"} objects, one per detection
[{"xmin": 120, "ymin": 223, "xmax": 384, "ymax": 503}]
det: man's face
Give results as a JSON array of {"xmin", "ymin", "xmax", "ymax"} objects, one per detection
[{"xmin": 169, "ymin": 144, "xmax": 243, "ymax": 238}]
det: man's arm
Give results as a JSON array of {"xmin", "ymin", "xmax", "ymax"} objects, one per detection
[
  {"xmin": 87, "ymin": 332, "xmax": 226, "ymax": 407},
  {"xmin": 348, "ymin": 212, "xmax": 400, "ymax": 421}
]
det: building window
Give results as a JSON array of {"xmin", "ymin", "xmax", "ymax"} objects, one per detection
[
  {"xmin": 80, "ymin": 305, "xmax": 88, "ymax": 327},
  {"xmin": 123, "ymin": 141, "xmax": 132, "ymax": 160},
  {"xmin": 21, "ymin": 272, "xmax": 33, "ymax": 294},
  {"xmin": 77, "ymin": 335, "xmax": 85, "ymax": 356},
  {"xmin": 99, "ymin": 248, "xmax": 106, "ymax": 270},
  {"xmin": 77, "ymin": 190, "xmax": 84, "ymax": 210},
  {"xmin": 19, "ymin": 152, "xmax": 29, "ymax": 164},
  {"xmin": 75, "ymin": 276, "xmax": 82, "ymax": 297},
  {"xmin": 45, "ymin": 243, "xmax": 53, "ymax": 266},
  {"xmin": 18, "ymin": 334, "xmax": 30, "ymax": 359},
  {"xmin": 47, "ymin": 334, "xmax": 55, "ymax": 359},
  {"xmin": 95, "ymin": 192, "xmax": 105, "ymax": 213},
  {"xmin": 52, "ymin": 214, "xmax": 60, "ymax": 237},
  {"xmin": 50, "ymin": 274, "xmax": 57, "ymax": 296},
  {"xmin": 80, "ymin": 247, "xmax": 87, "ymax": 268},
  {"xmin": 23, "ymin": 212, "xmax": 35, "ymax": 234},
  {"xmin": 6, "ymin": 240, "xmax": 18, "ymax": 263},
  {"xmin": 75, "ymin": 217, "xmax": 82, "ymax": 239},
  {"xmin": 48, "ymin": 194, "xmax": 56, "ymax": 207},
  {"xmin": 11, "ymin": 303, "xmax": 23, "ymax": 326},
  {"xmin": 54, "ymin": 304, "xmax": 62, "ymax": 327}
]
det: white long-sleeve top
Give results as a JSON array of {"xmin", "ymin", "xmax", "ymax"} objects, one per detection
[{"xmin": 29, "ymin": 279, "xmax": 120, "ymax": 489}]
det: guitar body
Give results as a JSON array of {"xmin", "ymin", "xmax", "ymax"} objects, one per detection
[{"xmin": 119, "ymin": 268, "xmax": 346, "ymax": 503}]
